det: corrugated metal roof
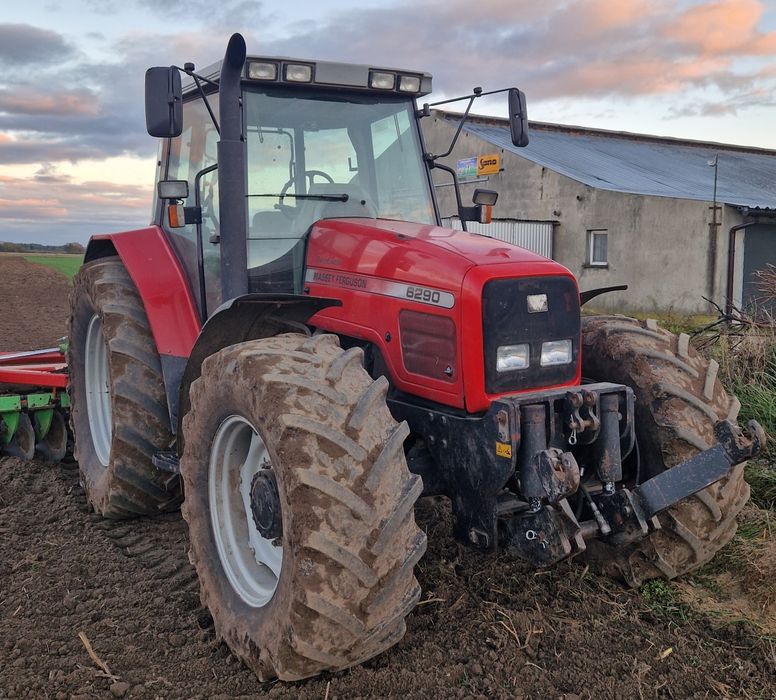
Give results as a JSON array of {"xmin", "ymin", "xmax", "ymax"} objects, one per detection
[{"xmin": 456, "ymin": 118, "xmax": 776, "ymax": 209}]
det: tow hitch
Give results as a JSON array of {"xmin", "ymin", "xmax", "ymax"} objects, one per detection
[
  {"xmin": 596, "ymin": 419, "xmax": 766, "ymax": 544},
  {"xmin": 504, "ymin": 418, "xmax": 765, "ymax": 566}
]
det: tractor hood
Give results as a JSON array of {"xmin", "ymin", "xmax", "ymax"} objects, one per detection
[{"xmin": 306, "ymin": 218, "xmax": 570, "ymax": 291}]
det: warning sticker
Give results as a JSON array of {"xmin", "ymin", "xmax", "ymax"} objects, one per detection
[{"xmin": 495, "ymin": 442, "xmax": 512, "ymax": 459}]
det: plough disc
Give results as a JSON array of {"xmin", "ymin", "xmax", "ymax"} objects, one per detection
[
  {"xmin": 36, "ymin": 409, "xmax": 68, "ymax": 463},
  {"xmin": 5, "ymin": 412, "xmax": 35, "ymax": 460}
]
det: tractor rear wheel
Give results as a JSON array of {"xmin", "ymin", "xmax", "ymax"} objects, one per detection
[
  {"xmin": 581, "ymin": 315, "xmax": 750, "ymax": 586},
  {"xmin": 180, "ymin": 333, "xmax": 426, "ymax": 681},
  {"xmin": 68, "ymin": 257, "xmax": 181, "ymax": 518}
]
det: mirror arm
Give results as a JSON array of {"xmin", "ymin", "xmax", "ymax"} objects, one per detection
[
  {"xmin": 191, "ymin": 74, "xmax": 220, "ymax": 135},
  {"xmin": 171, "ymin": 64, "xmax": 218, "ymax": 87},
  {"xmin": 425, "ymin": 86, "xmax": 508, "ymax": 109},
  {"xmin": 428, "ymin": 94, "xmax": 477, "ymax": 161},
  {"xmin": 424, "ymin": 86, "xmax": 513, "ymax": 161},
  {"xmin": 429, "ymin": 160, "xmax": 469, "ymax": 232},
  {"xmin": 172, "ymin": 65, "xmax": 220, "ymax": 135}
]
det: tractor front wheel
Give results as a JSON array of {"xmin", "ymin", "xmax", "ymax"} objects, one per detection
[
  {"xmin": 180, "ymin": 333, "xmax": 426, "ymax": 681},
  {"xmin": 581, "ymin": 315, "xmax": 750, "ymax": 586}
]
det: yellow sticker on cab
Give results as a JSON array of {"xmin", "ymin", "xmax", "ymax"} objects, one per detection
[{"xmin": 496, "ymin": 441, "xmax": 512, "ymax": 458}]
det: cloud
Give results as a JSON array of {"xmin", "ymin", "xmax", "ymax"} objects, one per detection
[
  {"xmin": 2, "ymin": 2, "xmax": 776, "ymax": 244},
  {"xmin": 0, "ymin": 88, "xmax": 100, "ymax": 117},
  {"xmin": 0, "ymin": 23, "xmax": 75, "ymax": 66},
  {"xmin": 0, "ymin": 171, "xmax": 151, "ymax": 243},
  {"xmin": 262, "ymin": 0, "xmax": 776, "ymax": 100},
  {"xmin": 85, "ymin": 0, "xmax": 263, "ymax": 28},
  {"xmin": 33, "ymin": 163, "xmax": 72, "ymax": 183},
  {"xmin": 663, "ymin": 0, "xmax": 776, "ymax": 56},
  {"xmin": 3, "ymin": 2, "xmax": 774, "ymax": 172}
]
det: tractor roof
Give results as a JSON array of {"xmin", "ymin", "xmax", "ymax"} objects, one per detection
[{"xmin": 182, "ymin": 56, "xmax": 433, "ymax": 98}]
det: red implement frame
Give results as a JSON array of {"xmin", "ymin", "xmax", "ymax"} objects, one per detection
[{"xmin": 0, "ymin": 348, "xmax": 68, "ymax": 389}]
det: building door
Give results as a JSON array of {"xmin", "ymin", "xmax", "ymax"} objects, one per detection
[{"xmin": 742, "ymin": 223, "xmax": 776, "ymax": 315}]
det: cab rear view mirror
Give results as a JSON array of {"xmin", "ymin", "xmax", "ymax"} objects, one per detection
[
  {"xmin": 508, "ymin": 88, "xmax": 529, "ymax": 147},
  {"xmin": 145, "ymin": 66, "xmax": 183, "ymax": 138}
]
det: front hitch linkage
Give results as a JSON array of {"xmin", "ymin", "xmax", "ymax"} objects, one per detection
[{"xmin": 506, "ymin": 418, "xmax": 765, "ymax": 565}]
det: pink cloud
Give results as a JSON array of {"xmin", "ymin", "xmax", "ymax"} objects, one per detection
[
  {"xmin": 664, "ymin": 0, "xmax": 776, "ymax": 56},
  {"xmin": 0, "ymin": 88, "xmax": 100, "ymax": 117},
  {"xmin": 0, "ymin": 172, "xmax": 151, "ymax": 231}
]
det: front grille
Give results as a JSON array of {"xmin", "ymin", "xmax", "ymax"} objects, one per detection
[{"xmin": 482, "ymin": 276, "xmax": 580, "ymax": 393}]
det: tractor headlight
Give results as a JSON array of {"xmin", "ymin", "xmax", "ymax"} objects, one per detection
[
  {"xmin": 370, "ymin": 71, "xmax": 396, "ymax": 89},
  {"xmin": 497, "ymin": 344, "xmax": 530, "ymax": 372},
  {"xmin": 540, "ymin": 339, "xmax": 572, "ymax": 366},
  {"xmin": 399, "ymin": 75, "xmax": 421, "ymax": 92},
  {"xmin": 285, "ymin": 63, "xmax": 313, "ymax": 82},
  {"xmin": 248, "ymin": 61, "xmax": 278, "ymax": 80}
]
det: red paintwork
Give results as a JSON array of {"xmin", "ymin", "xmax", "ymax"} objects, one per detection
[
  {"xmin": 306, "ymin": 218, "xmax": 581, "ymax": 412},
  {"xmin": 75, "ymin": 218, "xmax": 580, "ymax": 413},
  {"xmin": 0, "ymin": 349, "xmax": 64, "ymax": 365},
  {"xmin": 90, "ymin": 226, "xmax": 201, "ymax": 357},
  {"xmin": 0, "ymin": 348, "xmax": 68, "ymax": 389},
  {"xmin": 0, "ymin": 365, "xmax": 68, "ymax": 389}
]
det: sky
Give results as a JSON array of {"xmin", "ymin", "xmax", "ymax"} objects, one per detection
[{"xmin": 1, "ymin": 0, "xmax": 776, "ymax": 245}]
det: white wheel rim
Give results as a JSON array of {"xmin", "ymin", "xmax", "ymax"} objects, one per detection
[
  {"xmin": 209, "ymin": 415, "xmax": 282, "ymax": 607},
  {"xmin": 84, "ymin": 314, "xmax": 112, "ymax": 467}
]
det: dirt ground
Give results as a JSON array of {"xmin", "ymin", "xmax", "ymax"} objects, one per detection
[
  {"xmin": 1, "ymin": 256, "xmax": 775, "ymax": 699},
  {"xmin": 0, "ymin": 256, "xmax": 70, "ymax": 353}
]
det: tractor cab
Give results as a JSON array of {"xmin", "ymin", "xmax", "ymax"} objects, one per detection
[
  {"xmin": 148, "ymin": 48, "xmax": 439, "ymax": 317},
  {"xmin": 145, "ymin": 36, "xmax": 528, "ymax": 319}
]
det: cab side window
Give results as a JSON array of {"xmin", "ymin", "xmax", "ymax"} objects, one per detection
[{"xmin": 164, "ymin": 96, "xmax": 220, "ymax": 316}]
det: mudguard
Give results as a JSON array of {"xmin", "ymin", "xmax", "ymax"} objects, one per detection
[{"xmin": 176, "ymin": 294, "xmax": 341, "ymax": 452}]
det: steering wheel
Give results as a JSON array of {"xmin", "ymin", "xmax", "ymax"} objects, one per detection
[{"xmin": 276, "ymin": 170, "xmax": 335, "ymax": 218}]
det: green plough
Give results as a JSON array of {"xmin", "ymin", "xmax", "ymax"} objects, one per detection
[{"xmin": 0, "ymin": 344, "xmax": 70, "ymax": 462}]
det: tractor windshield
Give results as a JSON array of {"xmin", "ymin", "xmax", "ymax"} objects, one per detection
[{"xmin": 242, "ymin": 86, "xmax": 436, "ymax": 293}]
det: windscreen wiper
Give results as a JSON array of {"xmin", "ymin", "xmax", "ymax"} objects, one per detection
[{"xmin": 247, "ymin": 193, "xmax": 349, "ymax": 202}]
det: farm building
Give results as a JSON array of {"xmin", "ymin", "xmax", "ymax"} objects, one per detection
[{"xmin": 422, "ymin": 112, "xmax": 776, "ymax": 315}]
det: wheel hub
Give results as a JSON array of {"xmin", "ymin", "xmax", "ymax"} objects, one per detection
[
  {"xmin": 250, "ymin": 469, "xmax": 282, "ymax": 541},
  {"xmin": 208, "ymin": 415, "xmax": 283, "ymax": 608}
]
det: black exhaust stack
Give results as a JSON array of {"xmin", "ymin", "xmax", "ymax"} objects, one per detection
[{"xmin": 217, "ymin": 33, "xmax": 248, "ymax": 301}]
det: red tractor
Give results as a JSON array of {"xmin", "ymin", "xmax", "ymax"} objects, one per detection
[{"xmin": 1, "ymin": 33, "xmax": 764, "ymax": 682}]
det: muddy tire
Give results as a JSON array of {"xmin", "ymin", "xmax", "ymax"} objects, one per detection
[
  {"xmin": 181, "ymin": 333, "xmax": 426, "ymax": 681},
  {"xmin": 581, "ymin": 315, "xmax": 750, "ymax": 586},
  {"xmin": 68, "ymin": 257, "xmax": 181, "ymax": 518}
]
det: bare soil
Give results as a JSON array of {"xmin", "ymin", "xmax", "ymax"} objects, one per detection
[
  {"xmin": 1, "ymin": 256, "xmax": 775, "ymax": 699},
  {"xmin": 0, "ymin": 256, "xmax": 70, "ymax": 352}
]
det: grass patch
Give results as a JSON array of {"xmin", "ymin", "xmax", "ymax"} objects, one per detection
[
  {"xmin": 698, "ymin": 507, "xmax": 772, "ymax": 577},
  {"xmin": 639, "ymin": 579, "xmax": 690, "ymax": 622},
  {"xmin": 713, "ymin": 323, "xmax": 776, "ymax": 461},
  {"xmin": 582, "ymin": 308, "xmax": 715, "ymax": 335},
  {"xmin": 22, "ymin": 254, "xmax": 82, "ymax": 280},
  {"xmin": 625, "ymin": 310, "xmax": 716, "ymax": 336},
  {"xmin": 746, "ymin": 460, "xmax": 776, "ymax": 510}
]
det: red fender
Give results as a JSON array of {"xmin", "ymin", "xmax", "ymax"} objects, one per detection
[{"xmin": 86, "ymin": 226, "xmax": 201, "ymax": 358}]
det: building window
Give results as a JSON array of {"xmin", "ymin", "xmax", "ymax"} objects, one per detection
[{"xmin": 587, "ymin": 229, "xmax": 608, "ymax": 267}]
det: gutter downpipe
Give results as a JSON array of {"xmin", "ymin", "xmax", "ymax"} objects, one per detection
[
  {"xmin": 217, "ymin": 33, "xmax": 249, "ymax": 301},
  {"xmin": 725, "ymin": 217, "xmax": 754, "ymax": 316}
]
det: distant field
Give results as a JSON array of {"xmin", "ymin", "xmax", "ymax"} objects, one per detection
[{"xmin": 21, "ymin": 253, "xmax": 83, "ymax": 280}]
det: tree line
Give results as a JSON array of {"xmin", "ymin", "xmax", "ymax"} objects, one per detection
[{"xmin": 0, "ymin": 241, "xmax": 85, "ymax": 254}]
